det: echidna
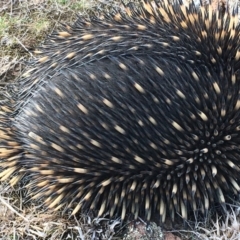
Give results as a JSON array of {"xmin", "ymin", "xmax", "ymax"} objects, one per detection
[{"xmin": 1, "ymin": 0, "xmax": 240, "ymax": 223}]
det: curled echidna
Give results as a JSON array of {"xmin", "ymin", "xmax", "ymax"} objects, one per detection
[{"xmin": 1, "ymin": 0, "xmax": 240, "ymax": 223}]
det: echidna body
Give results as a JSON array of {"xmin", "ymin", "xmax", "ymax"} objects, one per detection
[{"xmin": 1, "ymin": 0, "xmax": 240, "ymax": 223}]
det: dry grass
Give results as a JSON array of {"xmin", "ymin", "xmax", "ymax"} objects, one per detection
[
  {"xmin": 0, "ymin": 185, "xmax": 122, "ymax": 239},
  {"xmin": 0, "ymin": 0, "xmax": 85, "ymax": 83},
  {"xmin": 1, "ymin": 0, "xmax": 240, "ymax": 239},
  {"xmin": 195, "ymin": 206, "xmax": 240, "ymax": 240}
]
